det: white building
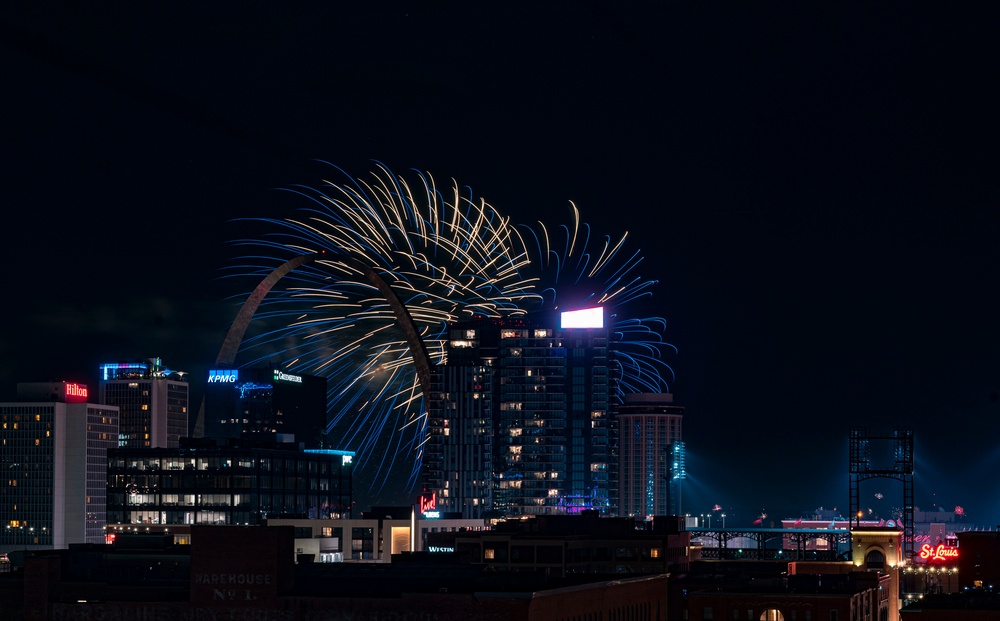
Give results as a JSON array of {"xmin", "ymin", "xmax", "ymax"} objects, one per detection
[
  {"xmin": 267, "ymin": 513, "xmax": 491, "ymax": 563},
  {"xmin": 1, "ymin": 381, "xmax": 119, "ymax": 553}
]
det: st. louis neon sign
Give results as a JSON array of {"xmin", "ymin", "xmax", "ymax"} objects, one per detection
[{"xmin": 919, "ymin": 543, "xmax": 959, "ymax": 562}]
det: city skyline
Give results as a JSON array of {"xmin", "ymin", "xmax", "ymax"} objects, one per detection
[
  {"xmin": 225, "ymin": 165, "xmax": 674, "ymax": 504},
  {"xmin": 4, "ymin": 3, "xmax": 999, "ymax": 524}
]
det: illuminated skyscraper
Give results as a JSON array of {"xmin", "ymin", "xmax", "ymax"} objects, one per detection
[
  {"xmin": 106, "ymin": 440, "xmax": 354, "ymax": 526},
  {"xmin": 0, "ymin": 382, "xmax": 119, "ymax": 551},
  {"xmin": 614, "ymin": 393, "xmax": 684, "ymax": 518},
  {"xmin": 200, "ymin": 364, "xmax": 328, "ymax": 448},
  {"xmin": 424, "ymin": 307, "xmax": 612, "ymax": 518},
  {"xmin": 425, "ymin": 361, "xmax": 494, "ymax": 519},
  {"xmin": 98, "ymin": 358, "xmax": 189, "ymax": 448}
]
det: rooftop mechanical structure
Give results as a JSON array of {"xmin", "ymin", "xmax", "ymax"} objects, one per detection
[{"xmin": 848, "ymin": 426, "xmax": 914, "ymax": 564}]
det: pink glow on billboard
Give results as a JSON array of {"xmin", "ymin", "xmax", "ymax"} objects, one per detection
[{"xmin": 560, "ymin": 306, "xmax": 604, "ymax": 329}]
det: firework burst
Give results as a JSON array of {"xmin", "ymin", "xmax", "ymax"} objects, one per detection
[
  {"xmin": 519, "ymin": 202, "xmax": 675, "ymax": 397},
  {"xmin": 225, "ymin": 163, "xmax": 673, "ymax": 499}
]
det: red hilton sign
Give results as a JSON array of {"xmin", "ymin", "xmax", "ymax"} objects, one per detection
[
  {"xmin": 64, "ymin": 382, "xmax": 88, "ymax": 402},
  {"xmin": 919, "ymin": 543, "xmax": 959, "ymax": 562}
]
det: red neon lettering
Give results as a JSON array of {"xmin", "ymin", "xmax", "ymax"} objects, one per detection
[
  {"xmin": 65, "ymin": 383, "xmax": 88, "ymax": 398},
  {"xmin": 919, "ymin": 543, "xmax": 959, "ymax": 562},
  {"xmin": 420, "ymin": 493, "xmax": 437, "ymax": 513}
]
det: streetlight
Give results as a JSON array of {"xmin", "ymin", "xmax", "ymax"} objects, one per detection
[{"xmin": 721, "ymin": 513, "xmax": 727, "ymax": 528}]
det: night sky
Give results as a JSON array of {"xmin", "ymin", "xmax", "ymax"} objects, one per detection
[{"xmin": 4, "ymin": 3, "xmax": 999, "ymax": 524}]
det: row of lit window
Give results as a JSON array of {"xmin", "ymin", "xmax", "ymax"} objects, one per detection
[
  {"xmin": 0, "ymin": 433, "xmax": 51, "ymax": 446},
  {"xmin": 2, "ymin": 420, "xmax": 49, "ymax": 430},
  {"xmin": 1, "ymin": 412, "xmax": 47, "ymax": 423}
]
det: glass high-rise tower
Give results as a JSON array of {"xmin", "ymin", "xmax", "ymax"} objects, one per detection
[
  {"xmin": 424, "ymin": 307, "xmax": 612, "ymax": 518},
  {"xmin": 98, "ymin": 358, "xmax": 189, "ymax": 448}
]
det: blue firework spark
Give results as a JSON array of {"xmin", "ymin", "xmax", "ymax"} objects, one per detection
[
  {"xmin": 226, "ymin": 163, "xmax": 539, "ymax": 495},
  {"xmin": 520, "ymin": 202, "xmax": 675, "ymax": 397},
  {"xmin": 226, "ymin": 164, "xmax": 673, "ymax": 498}
]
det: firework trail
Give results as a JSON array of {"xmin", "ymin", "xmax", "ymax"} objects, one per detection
[
  {"xmin": 519, "ymin": 202, "xmax": 675, "ymax": 398},
  {"xmin": 226, "ymin": 163, "xmax": 673, "ymax": 499}
]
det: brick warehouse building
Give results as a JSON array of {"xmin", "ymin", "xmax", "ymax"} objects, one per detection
[{"xmin": 10, "ymin": 525, "xmax": 668, "ymax": 621}]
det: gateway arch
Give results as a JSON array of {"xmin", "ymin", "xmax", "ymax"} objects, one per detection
[{"xmin": 193, "ymin": 250, "xmax": 433, "ymax": 437}]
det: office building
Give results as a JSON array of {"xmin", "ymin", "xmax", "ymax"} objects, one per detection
[
  {"xmin": 614, "ymin": 393, "xmax": 685, "ymax": 518},
  {"xmin": 0, "ymin": 381, "xmax": 118, "ymax": 552},
  {"xmin": 98, "ymin": 357, "xmax": 188, "ymax": 448},
  {"xmin": 106, "ymin": 438, "xmax": 354, "ymax": 527},
  {"xmin": 424, "ymin": 306, "xmax": 612, "ymax": 518},
  {"xmin": 200, "ymin": 364, "xmax": 327, "ymax": 448}
]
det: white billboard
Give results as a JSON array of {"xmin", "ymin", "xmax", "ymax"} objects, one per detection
[{"xmin": 560, "ymin": 306, "xmax": 604, "ymax": 329}]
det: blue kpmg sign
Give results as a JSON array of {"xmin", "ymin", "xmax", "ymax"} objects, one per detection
[{"xmin": 208, "ymin": 369, "xmax": 239, "ymax": 383}]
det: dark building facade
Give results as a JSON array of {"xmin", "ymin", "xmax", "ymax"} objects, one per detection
[
  {"xmin": 957, "ymin": 530, "xmax": 1000, "ymax": 591},
  {"xmin": 684, "ymin": 568, "xmax": 892, "ymax": 621},
  {"xmin": 899, "ymin": 589, "xmax": 1000, "ymax": 620},
  {"xmin": 424, "ymin": 308, "xmax": 613, "ymax": 518},
  {"xmin": 445, "ymin": 512, "xmax": 691, "ymax": 577},
  {"xmin": 106, "ymin": 439, "xmax": 354, "ymax": 527},
  {"xmin": 8, "ymin": 526, "xmax": 670, "ymax": 621},
  {"xmin": 201, "ymin": 364, "xmax": 327, "ymax": 448}
]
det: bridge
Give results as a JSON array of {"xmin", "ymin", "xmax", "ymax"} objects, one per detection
[{"xmin": 688, "ymin": 527, "xmax": 853, "ymax": 562}]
